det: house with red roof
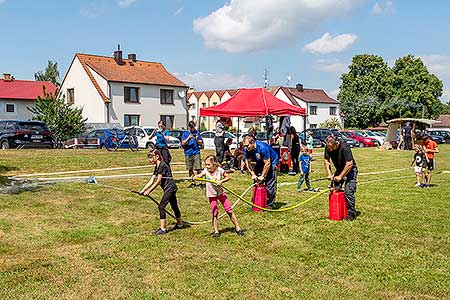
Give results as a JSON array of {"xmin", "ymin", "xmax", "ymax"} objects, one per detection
[
  {"xmin": 59, "ymin": 49, "xmax": 188, "ymax": 128},
  {"xmin": 274, "ymin": 84, "xmax": 341, "ymax": 131},
  {"xmin": 0, "ymin": 73, "xmax": 56, "ymax": 121}
]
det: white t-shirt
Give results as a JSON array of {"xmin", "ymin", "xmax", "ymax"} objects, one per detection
[{"xmin": 200, "ymin": 167, "xmax": 226, "ymax": 197}]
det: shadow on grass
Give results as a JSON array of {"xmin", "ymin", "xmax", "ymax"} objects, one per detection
[
  {"xmin": 0, "ymin": 176, "xmax": 52, "ymax": 195},
  {"xmin": 0, "ymin": 165, "xmax": 19, "ymax": 173}
]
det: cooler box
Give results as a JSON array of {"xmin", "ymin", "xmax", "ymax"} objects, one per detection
[
  {"xmin": 278, "ymin": 146, "xmax": 291, "ymax": 169},
  {"xmin": 329, "ymin": 189, "xmax": 348, "ymax": 220},
  {"xmin": 252, "ymin": 184, "xmax": 267, "ymax": 212}
]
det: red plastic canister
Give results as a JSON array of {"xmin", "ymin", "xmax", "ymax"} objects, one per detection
[
  {"xmin": 329, "ymin": 189, "xmax": 348, "ymax": 220},
  {"xmin": 252, "ymin": 184, "xmax": 268, "ymax": 212}
]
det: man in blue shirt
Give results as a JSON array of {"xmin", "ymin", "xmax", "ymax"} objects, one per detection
[
  {"xmin": 243, "ymin": 135, "xmax": 279, "ymax": 208},
  {"xmin": 155, "ymin": 121, "xmax": 171, "ymax": 164},
  {"xmin": 182, "ymin": 121, "xmax": 204, "ymax": 186}
]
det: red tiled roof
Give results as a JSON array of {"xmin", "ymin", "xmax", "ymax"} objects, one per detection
[
  {"xmin": 187, "ymin": 91, "xmax": 203, "ymax": 99},
  {"xmin": 203, "ymin": 91, "xmax": 215, "ymax": 98},
  {"xmin": 215, "ymin": 90, "xmax": 226, "ymax": 98},
  {"xmin": 435, "ymin": 115, "xmax": 450, "ymax": 128},
  {"xmin": 76, "ymin": 53, "xmax": 187, "ymax": 87},
  {"xmin": 227, "ymin": 89, "xmax": 238, "ymax": 96},
  {"xmin": 0, "ymin": 79, "xmax": 57, "ymax": 100},
  {"xmin": 284, "ymin": 87, "xmax": 338, "ymax": 104}
]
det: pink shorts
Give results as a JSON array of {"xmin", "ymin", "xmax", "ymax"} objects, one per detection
[{"xmin": 209, "ymin": 193, "xmax": 232, "ymax": 216}]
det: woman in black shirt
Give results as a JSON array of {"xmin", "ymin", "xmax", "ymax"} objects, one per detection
[{"xmin": 289, "ymin": 126, "xmax": 301, "ymax": 174}]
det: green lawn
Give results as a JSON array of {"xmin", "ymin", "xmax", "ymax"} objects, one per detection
[{"xmin": 1, "ymin": 146, "xmax": 449, "ymax": 300}]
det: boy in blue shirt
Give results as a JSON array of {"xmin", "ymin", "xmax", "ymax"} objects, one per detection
[
  {"xmin": 181, "ymin": 121, "xmax": 204, "ymax": 187},
  {"xmin": 297, "ymin": 146, "xmax": 313, "ymax": 192}
]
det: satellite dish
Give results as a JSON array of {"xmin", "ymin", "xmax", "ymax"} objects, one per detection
[{"xmin": 178, "ymin": 90, "xmax": 186, "ymax": 98}]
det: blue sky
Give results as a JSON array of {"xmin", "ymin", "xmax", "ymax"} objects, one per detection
[{"xmin": 1, "ymin": 0, "xmax": 449, "ymax": 102}]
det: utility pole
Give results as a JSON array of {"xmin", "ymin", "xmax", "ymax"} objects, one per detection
[{"xmin": 263, "ymin": 69, "xmax": 269, "ymax": 88}]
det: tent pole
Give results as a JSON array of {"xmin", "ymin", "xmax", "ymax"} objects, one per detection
[{"xmin": 237, "ymin": 117, "xmax": 240, "ymax": 144}]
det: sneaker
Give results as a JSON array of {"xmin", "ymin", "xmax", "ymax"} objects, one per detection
[
  {"xmin": 235, "ymin": 229, "xmax": 245, "ymax": 236},
  {"xmin": 415, "ymin": 183, "xmax": 421, "ymax": 187},
  {"xmin": 344, "ymin": 215, "xmax": 356, "ymax": 222},
  {"xmin": 212, "ymin": 232, "xmax": 220, "ymax": 238},
  {"xmin": 297, "ymin": 189, "xmax": 303, "ymax": 193},
  {"xmin": 187, "ymin": 183, "xmax": 196, "ymax": 188},
  {"xmin": 423, "ymin": 184, "xmax": 430, "ymax": 189},
  {"xmin": 173, "ymin": 223, "xmax": 185, "ymax": 230},
  {"xmin": 153, "ymin": 228, "xmax": 168, "ymax": 235}
]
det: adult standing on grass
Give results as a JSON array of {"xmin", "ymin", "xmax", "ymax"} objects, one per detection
[
  {"xmin": 182, "ymin": 121, "xmax": 203, "ymax": 187},
  {"xmin": 154, "ymin": 121, "xmax": 171, "ymax": 164},
  {"xmin": 403, "ymin": 122, "xmax": 412, "ymax": 150},
  {"xmin": 324, "ymin": 135, "xmax": 358, "ymax": 221},
  {"xmin": 422, "ymin": 134, "xmax": 439, "ymax": 188},
  {"xmin": 214, "ymin": 118, "xmax": 226, "ymax": 164},
  {"xmin": 289, "ymin": 126, "xmax": 300, "ymax": 174},
  {"xmin": 243, "ymin": 135, "xmax": 279, "ymax": 209}
]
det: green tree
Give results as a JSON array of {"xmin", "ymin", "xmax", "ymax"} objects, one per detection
[
  {"xmin": 28, "ymin": 89, "xmax": 87, "ymax": 146},
  {"xmin": 389, "ymin": 55, "xmax": 443, "ymax": 119},
  {"xmin": 34, "ymin": 60, "xmax": 60, "ymax": 87},
  {"xmin": 319, "ymin": 117, "xmax": 342, "ymax": 129},
  {"xmin": 338, "ymin": 54, "xmax": 392, "ymax": 128}
]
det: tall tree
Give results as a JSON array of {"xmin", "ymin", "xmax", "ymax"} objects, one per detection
[
  {"xmin": 390, "ymin": 55, "xmax": 443, "ymax": 119},
  {"xmin": 28, "ymin": 89, "xmax": 87, "ymax": 147},
  {"xmin": 338, "ymin": 54, "xmax": 392, "ymax": 128},
  {"xmin": 34, "ymin": 60, "xmax": 60, "ymax": 87}
]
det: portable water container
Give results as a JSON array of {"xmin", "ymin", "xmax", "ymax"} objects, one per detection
[
  {"xmin": 329, "ymin": 189, "xmax": 347, "ymax": 221},
  {"xmin": 252, "ymin": 184, "xmax": 267, "ymax": 212}
]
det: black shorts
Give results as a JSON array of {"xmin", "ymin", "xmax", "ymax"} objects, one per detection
[{"xmin": 427, "ymin": 159, "xmax": 434, "ymax": 171}]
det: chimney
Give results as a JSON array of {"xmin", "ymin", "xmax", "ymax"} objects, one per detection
[
  {"xmin": 128, "ymin": 53, "xmax": 137, "ymax": 62},
  {"xmin": 2, "ymin": 73, "xmax": 12, "ymax": 81},
  {"xmin": 296, "ymin": 83, "xmax": 304, "ymax": 92}
]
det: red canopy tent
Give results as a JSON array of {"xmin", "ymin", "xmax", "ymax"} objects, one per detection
[{"xmin": 199, "ymin": 88, "xmax": 306, "ymax": 117}]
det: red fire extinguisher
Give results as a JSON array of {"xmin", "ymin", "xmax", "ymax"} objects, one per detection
[
  {"xmin": 329, "ymin": 180, "xmax": 348, "ymax": 221},
  {"xmin": 252, "ymin": 183, "xmax": 268, "ymax": 212}
]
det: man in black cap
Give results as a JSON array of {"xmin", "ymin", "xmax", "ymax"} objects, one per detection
[{"xmin": 324, "ymin": 135, "xmax": 358, "ymax": 221}]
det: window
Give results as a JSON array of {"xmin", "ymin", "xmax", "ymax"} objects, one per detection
[
  {"xmin": 136, "ymin": 128, "xmax": 145, "ymax": 138},
  {"xmin": 330, "ymin": 106, "xmax": 337, "ymax": 115},
  {"xmin": 160, "ymin": 115, "xmax": 174, "ymax": 129},
  {"xmin": 310, "ymin": 124, "xmax": 317, "ymax": 129},
  {"xmin": 202, "ymin": 103, "xmax": 206, "ymax": 108},
  {"xmin": 124, "ymin": 114, "xmax": 140, "ymax": 126},
  {"xmin": 6, "ymin": 104, "xmax": 15, "ymax": 113},
  {"xmin": 309, "ymin": 106, "xmax": 318, "ymax": 115},
  {"xmin": 202, "ymin": 117, "xmax": 206, "ymax": 122},
  {"xmin": 67, "ymin": 88, "xmax": 75, "ymax": 104},
  {"xmin": 124, "ymin": 87, "xmax": 139, "ymax": 103},
  {"xmin": 160, "ymin": 89, "xmax": 174, "ymax": 104},
  {"xmin": 212, "ymin": 102, "xmax": 217, "ymax": 106}
]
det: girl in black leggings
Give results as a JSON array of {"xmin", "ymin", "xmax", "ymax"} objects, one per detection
[{"xmin": 140, "ymin": 149, "xmax": 184, "ymax": 235}]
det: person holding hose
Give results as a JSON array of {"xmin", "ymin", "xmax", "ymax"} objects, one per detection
[{"xmin": 323, "ymin": 135, "xmax": 358, "ymax": 221}]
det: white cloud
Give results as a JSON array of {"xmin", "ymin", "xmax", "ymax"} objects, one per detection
[
  {"xmin": 420, "ymin": 55, "xmax": 450, "ymax": 79},
  {"xmin": 174, "ymin": 71, "xmax": 258, "ymax": 90},
  {"xmin": 193, "ymin": 0, "xmax": 362, "ymax": 53},
  {"xmin": 303, "ymin": 32, "xmax": 358, "ymax": 54},
  {"xmin": 117, "ymin": 0, "xmax": 137, "ymax": 8},
  {"xmin": 173, "ymin": 7, "xmax": 183, "ymax": 16},
  {"xmin": 441, "ymin": 90, "xmax": 450, "ymax": 104},
  {"xmin": 328, "ymin": 88, "xmax": 340, "ymax": 99},
  {"xmin": 313, "ymin": 58, "xmax": 348, "ymax": 73},
  {"xmin": 372, "ymin": 1, "xmax": 393, "ymax": 14}
]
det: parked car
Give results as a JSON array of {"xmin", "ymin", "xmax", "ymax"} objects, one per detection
[
  {"xmin": 168, "ymin": 130, "xmax": 184, "ymax": 141},
  {"xmin": 299, "ymin": 131, "xmax": 322, "ymax": 148},
  {"xmin": 329, "ymin": 130, "xmax": 360, "ymax": 147},
  {"xmin": 84, "ymin": 128, "xmax": 125, "ymax": 148},
  {"xmin": 200, "ymin": 131, "xmax": 237, "ymax": 150},
  {"xmin": 426, "ymin": 129, "xmax": 450, "ymax": 144},
  {"xmin": 355, "ymin": 130, "xmax": 385, "ymax": 145},
  {"xmin": 340, "ymin": 130, "xmax": 379, "ymax": 147},
  {"xmin": 308, "ymin": 128, "xmax": 333, "ymax": 145},
  {"xmin": 0, "ymin": 120, "xmax": 54, "ymax": 149},
  {"xmin": 125, "ymin": 126, "xmax": 181, "ymax": 149},
  {"xmin": 428, "ymin": 134, "xmax": 444, "ymax": 144}
]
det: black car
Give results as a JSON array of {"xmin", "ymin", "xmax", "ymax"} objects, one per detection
[
  {"xmin": 0, "ymin": 120, "xmax": 54, "ymax": 149},
  {"xmin": 427, "ymin": 130, "xmax": 450, "ymax": 144},
  {"xmin": 331, "ymin": 130, "xmax": 360, "ymax": 147},
  {"xmin": 307, "ymin": 128, "xmax": 333, "ymax": 146}
]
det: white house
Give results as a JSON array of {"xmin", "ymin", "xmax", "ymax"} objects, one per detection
[
  {"xmin": 0, "ymin": 73, "xmax": 56, "ymax": 121},
  {"xmin": 274, "ymin": 85, "xmax": 341, "ymax": 131},
  {"xmin": 59, "ymin": 51, "xmax": 189, "ymax": 128}
]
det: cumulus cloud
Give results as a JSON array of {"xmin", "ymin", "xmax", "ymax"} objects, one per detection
[
  {"xmin": 441, "ymin": 90, "xmax": 450, "ymax": 104},
  {"xmin": 193, "ymin": 0, "xmax": 362, "ymax": 53},
  {"xmin": 420, "ymin": 55, "xmax": 450, "ymax": 104},
  {"xmin": 303, "ymin": 32, "xmax": 357, "ymax": 54},
  {"xmin": 117, "ymin": 0, "xmax": 137, "ymax": 8},
  {"xmin": 313, "ymin": 58, "xmax": 348, "ymax": 73},
  {"xmin": 372, "ymin": 1, "xmax": 393, "ymax": 14},
  {"xmin": 174, "ymin": 71, "xmax": 258, "ymax": 90}
]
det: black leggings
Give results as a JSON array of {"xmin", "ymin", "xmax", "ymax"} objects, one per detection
[
  {"xmin": 291, "ymin": 148, "xmax": 300, "ymax": 173},
  {"xmin": 159, "ymin": 191, "xmax": 181, "ymax": 219}
]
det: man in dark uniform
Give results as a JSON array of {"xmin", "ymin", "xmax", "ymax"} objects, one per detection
[
  {"xmin": 324, "ymin": 135, "xmax": 358, "ymax": 221},
  {"xmin": 403, "ymin": 122, "xmax": 412, "ymax": 150}
]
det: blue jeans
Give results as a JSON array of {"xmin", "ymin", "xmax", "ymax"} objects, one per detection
[{"xmin": 297, "ymin": 172, "xmax": 311, "ymax": 190}]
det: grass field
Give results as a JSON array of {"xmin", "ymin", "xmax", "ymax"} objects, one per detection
[{"xmin": 1, "ymin": 146, "xmax": 449, "ymax": 300}]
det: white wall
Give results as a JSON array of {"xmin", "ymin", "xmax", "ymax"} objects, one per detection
[
  {"xmin": 110, "ymin": 82, "xmax": 188, "ymax": 128},
  {"xmin": 0, "ymin": 99, "xmax": 35, "ymax": 120},
  {"xmin": 274, "ymin": 90, "xmax": 306, "ymax": 131},
  {"xmin": 187, "ymin": 95, "xmax": 198, "ymax": 123},
  {"xmin": 60, "ymin": 57, "xmax": 107, "ymax": 123},
  {"xmin": 306, "ymin": 103, "xmax": 340, "ymax": 128}
]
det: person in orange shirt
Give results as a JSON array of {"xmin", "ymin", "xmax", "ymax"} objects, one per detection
[{"xmin": 422, "ymin": 135, "xmax": 439, "ymax": 188}]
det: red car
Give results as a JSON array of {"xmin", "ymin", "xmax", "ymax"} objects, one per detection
[{"xmin": 339, "ymin": 130, "xmax": 379, "ymax": 147}]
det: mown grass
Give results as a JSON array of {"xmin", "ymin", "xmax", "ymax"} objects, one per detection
[{"xmin": 1, "ymin": 146, "xmax": 449, "ymax": 300}]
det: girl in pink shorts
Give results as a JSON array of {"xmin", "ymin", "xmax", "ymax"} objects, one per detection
[{"xmin": 194, "ymin": 155, "xmax": 244, "ymax": 238}]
